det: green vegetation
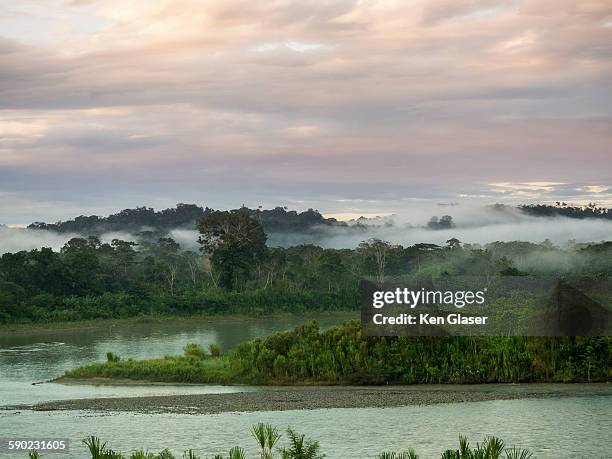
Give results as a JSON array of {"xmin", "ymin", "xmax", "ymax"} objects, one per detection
[
  {"xmin": 65, "ymin": 321, "xmax": 611, "ymax": 384},
  {"xmin": 65, "ymin": 341, "xmax": 230, "ymax": 384},
  {"xmin": 6, "ymin": 208, "xmax": 612, "ymax": 387},
  {"xmin": 183, "ymin": 342, "xmax": 207, "ymax": 359},
  {"xmin": 2, "ymin": 207, "xmax": 369, "ymax": 324},
  {"xmin": 26, "ymin": 202, "xmax": 612, "ymax": 237},
  {"xmin": 519, "ymin": 202, "xmax": 612, "ymax": 220},
  {"xmin": 197, "ymin": 209, "xmax": 269, "ymax": 290},
  {"xmin": 2, "ymin": 206, "xmax": 611, "ymax": 325},
  {"xmin": 377, "ymin": 435, "xmax": 535, "ymax": 459},
  {"xmin": 25, "ymin": 428, "xmax": 533, "ymax": 459},
  {"xmin": 231, "ymin": 322, "xmax": 611, "ymax": 383},
  {"xmin": 0, "ymin": 286, "xmax": 358, "ymax": 325},
  {"xmin": 27, "ymin": 204, "xmax": 351, "ymax": 235}
]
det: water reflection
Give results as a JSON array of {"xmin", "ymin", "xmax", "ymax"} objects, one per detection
[{"xmin": 0, "ymin": 313, "xmax": 356, "ymax": 405}]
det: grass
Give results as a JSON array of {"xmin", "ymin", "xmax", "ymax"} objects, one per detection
[
  {"xmin": 64, "ymin": 354, "xmax": 236, "ymax": 384},
  {"xmin": 63, "ymin": 338, "xmax": 239, "ymax": 383},
  {"xmin": 22, "ymin": 429, "xmax": 534, "ymax": 458}
]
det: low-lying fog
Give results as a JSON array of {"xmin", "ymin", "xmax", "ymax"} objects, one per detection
[
  {"xmin": 0, "ymin": 228, "xmax": 137, "ymax": 254},
  {"xmin": 1, "ymin": 205, "xmax": 611, "ymax": 254}
]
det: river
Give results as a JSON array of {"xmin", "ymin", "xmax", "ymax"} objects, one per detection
[
  {"xmin": 0, "ymin": 313, "xmax": 355, "ymax": 405},
  {"xmin": 1, "ymin": 313, "xmax": 611, "ymax": 459}
]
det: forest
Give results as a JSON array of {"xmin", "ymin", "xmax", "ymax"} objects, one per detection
[
  {"xmin": 519, "ymin": 202, "xmax": 612, "ymax": 220},
  {"xmin": 1, "ymin": 207, "xmax": 611, "ymax": 324},
  {"xmin": 24, "ymin": 202, "xmax": 612, "ymax": 236},
  {"xmin": 26, "ymin": 204, "xmax": 352, "ymax": 235}
]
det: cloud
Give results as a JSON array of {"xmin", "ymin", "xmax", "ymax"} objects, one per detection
[
  {"xmin": 488, "ymin": 182, "xmax": 567, "ymax": 197},
  {"xmin": 253, "ymin": 41, "xmax": 324, "ymax": 53},
  {"xmin": 421, "ymin": 1, "xmax": 511, "ymax": 26},
  {"xmin": 579, "ymin": 185, "xmax": 610, "ymax": 194},
  {"xmin": 0, "ymin": 1, "xmax": 611, "ymax": 223}
]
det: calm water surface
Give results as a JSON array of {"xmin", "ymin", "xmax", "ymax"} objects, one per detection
[
  {"xmin": 0, "ymin": 313, "xmax": 355, "ymax": 405},
  {"xmin": 1, "ymin": 397, "xmax": 610, "ymax": 458},
  {"xmin": 1, "ymin": 313, "xmax": 611, "ymax": 458}
]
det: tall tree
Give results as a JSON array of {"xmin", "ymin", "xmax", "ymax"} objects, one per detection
[
  {"xmin": 197, "ymin": 209, "xmax": 267, "ymax": 290},
  {"xmin": 358, "ymin": 239, "xmax": 397, "ymax": 286},
  {"xmin": 156, "ymin": 237, "xmax": 181, "ymax": 295}
]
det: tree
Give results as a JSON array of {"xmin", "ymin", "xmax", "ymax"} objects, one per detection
[
  {"xmin": 427, "ymin": 215, "xmax": 454, "ymax": 230},
  {"xmin": 197, "ymin": 209, "xmax": 267, "ymax": 290},
  {"xmin": 60, "ymin": 238, "xmax": 101, "ymax": 294},
  {"xmin": 318, "ymin": 251, "xmax": 345, "ymax": 290},
  {"xmin": 446, "ymin": 238, "xmax": 462, "ymax": 249},
  {"xmin": 358, "ymin": 239, "xmax": 396, "ymax": 286},
  {"xmin": 157, "ymin": 237, "xmax": 181, "ymax": 295},
  {"xmin": 111, "ymin": 239, "xmax": 137, "ymax": 275},
  {"xmin": 0, "ymin": 280, "xmax": 26, "ymax": 322},
  {"xmin": 182, "ymin": 251, "xmax": 203, "ymax": 287}
]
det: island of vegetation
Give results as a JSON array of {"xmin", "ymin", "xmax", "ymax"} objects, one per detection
[{"xmin": 62, "ymin": 321, "xmax": 611, "ymax": 385}]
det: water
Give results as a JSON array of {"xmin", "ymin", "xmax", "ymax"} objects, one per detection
[
  {"xmin": 0, "ymin": 313, "xmax": 355, "ymax": 405},
  {"xmin": 1, "ymin": 397, "xmax": 610, "ymax": 458},
  {"xmin": 1, "ymin": 314, "xmax": 611, "ymax": 458}
]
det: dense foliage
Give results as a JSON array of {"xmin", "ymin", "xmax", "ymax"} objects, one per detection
[
  {"xmin": 232, "ymin": 321, "xmax": 611, "ymax": 384},
  {"xmin": 25, "ymin": 430, "xmax": 534, "ymax": 459},
  {"xmin": 519, "ymin": 202, "xmax": 612, "ymax": 220},
  {"xmin": 0, "ymin": 233, "xmax": 362, "ymax": 324},
  {"xmin": 25, "ymin": 203, "xmax": 612, "ymax": 239},
  {"xmin": 66, "ymin": 321, "xmax": 611, "ymax": 384},
  {"xmin": 27, "ymin": 204, "xmax": 351, "ymax": 235},
  {"xmin": 197, "ymin": 209, "xmax": 268, "ymax": 290},
  {"xmin": 2, "ymin": 219, "xmax": 611, "ymax": 324}
]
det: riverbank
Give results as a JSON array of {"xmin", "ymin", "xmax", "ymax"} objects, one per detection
[
  {"xmin": 0, "ymin": 314, "xmax": 189, "ymax": 333},
  {"xmin": 7, "ymin": 384, "xmax": 610, "ymax": 415},
  {"xmin": 0, "ymin": 288, "xmax": 360, "ymax": 327},
  {"xmin": 0, "ymin": 310, "xmax": 358, "ymax": 334}
]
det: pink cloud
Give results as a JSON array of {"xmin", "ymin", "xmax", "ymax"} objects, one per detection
[{"xmin": 0, "ymin": 0, "xmax": 610, "ymax": 222}]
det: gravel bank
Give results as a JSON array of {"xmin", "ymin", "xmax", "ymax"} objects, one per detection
[{"xmin": 8, "ymin": 384, "xmax": 608, "ymax": 415}]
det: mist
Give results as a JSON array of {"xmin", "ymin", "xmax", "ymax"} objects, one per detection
[
  {"xmin": 0, "ymin": 226, "xmax": 140, "ymax": 255},
  {"xmin": 1, "ymin": 205, "xmax": 611, "ymax": 255},
  {"xmin": 269, "ymin": 204, "xmax": 612, "ymax": 249},
  {"xmin": 0, "ymin": 226, "xmax": 78, "ymax": 254},
  {"xmin": 304, "ymin": 215, "xmax": 612, "ymax": 250}
]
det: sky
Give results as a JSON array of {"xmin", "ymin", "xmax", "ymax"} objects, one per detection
[{"xmin": 1, "ymin": 0, "xmax": 611, "ymax": 225}]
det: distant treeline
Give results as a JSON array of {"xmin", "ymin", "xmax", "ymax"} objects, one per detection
[
  {"xmin": 27, "ymin": 204, "xmax": 352, "ymax": 235},
  {"xmin": 1, "ymin": 209, "xmax": 610, "ymax": 324},
  {"xmin": 24, "ymin": 203, "xmax": 612, "ymax": 239},
  {"xmin": 519, "ymin": 202, "xmax": 612, "ymax": 220}
]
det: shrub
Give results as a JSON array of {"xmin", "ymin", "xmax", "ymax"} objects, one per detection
[
  {"xmin": 208, "ymin": 343, "xmax": 221, "ymax": 358},
  {"xmin": 183, "ymin": 343, "xmax": 207, "ymax": 359}
]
